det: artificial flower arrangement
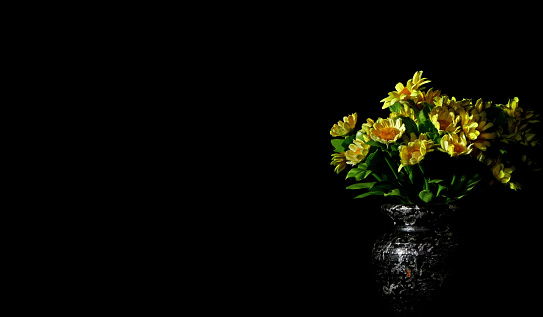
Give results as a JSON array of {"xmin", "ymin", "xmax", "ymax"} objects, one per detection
[{"xmin": 330, "ymin": 71, "xmax": 540, "ymax": 204}]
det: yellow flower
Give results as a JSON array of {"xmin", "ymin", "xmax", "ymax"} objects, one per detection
[
  {"xmin": 501, "ymin": 118, "xmax": 538, "ymax": 146},
  {"xmin": 390, "ymin": 103, "xmax": 417, "ymax": 122},
  {"xmin": 509, "ymin": 182, "xmax": 522, "ymax": 191},
  {"xmin": 429, "ymin": 105, "xmax": 461, "ymax": 134},
  {"xmin": 459, "ymin": 109, "xmax": 480, "ymax": 140},
  {"xmin": 459, "ymin": 105, "xmax": 496, "ymax": 151},
  {"xmin": 398, "ymin": 134, "xmax": 435, "ymax": 172},
  {"xmin": 345, "ymin": 139, "xmax": 371, "ymax": 165},
  {"xmin": 369, "ymin": 117, "xmax": 406, "ymax": 145},
  {"xmin": 433, "ymin": 95, "xmax": 461, "ymax": 111},
  {"xmin": 411, "ymin": 70, "xmax": 432, "ymax": 89},
  {"xmin": 498, "ymin": 97, "xmax": 540, "ymax": 122},
  {"xmin": 380, "ymin": 71, "xmax": 430, "ymax": 109},
  {"xmin": 497, "ymin": 98, "xmax": 539, "ymax": 147},
  {"xmin": 358, "ymin": 118, "xmax": 375, "ymax": 142},
  {"xmin": 500, "ymin": 97, "xmax": 522, "ymax": 118},
  {"xmin": 330, "ymin": 152, "xmax": 347, "ymax": 174},
  {"xmin": 473, "ymin": 98, "xmax": 493, "ymax": 112},
  {"xmin": 492, "ymin": 162, "xmax": 514, "ymax": 184},
  {"xmin": 438, "ymin": 132, "xmax": 474, "ymax": 157},
  {"xmin": 330, "ymin": 113, "xmax": 357, "ymax": 137},
  {"xmin": 414, "ymin": 87, "xmax": 441, "ymax": 110}
]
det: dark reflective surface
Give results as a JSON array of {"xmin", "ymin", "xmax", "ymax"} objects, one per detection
[{"xmin": 373, "ymin": 204, "xmax": 459, "ymax": 316}]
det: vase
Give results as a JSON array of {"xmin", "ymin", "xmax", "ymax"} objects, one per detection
[{"xmin": 372, "ymin": 204, "xmax": 459, "ymax": 316}]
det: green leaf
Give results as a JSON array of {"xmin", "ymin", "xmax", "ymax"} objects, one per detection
[
  {"xmin": 467, "ymin": 173, "xmax": 481, "ymax": 185},
  {"xmin": 346, "ymin": 182, "xmax": 376, "ymax": 190},
  {"xmin": 354, "ymin": 191, "xmax": 384, "ymax": 199},
  {"xmin": 417, "ymin": 104, "xmax": 438, "ymax": 135},
  {"xmin": 418, "ymin": 105, "xmax": 431, "ymax": 124},
  {"xmin": 355, "ymin": 130, "xmax": 365, "ymax": 141},
  {"xmin": 384, "ymin": 188, "xmax": 402, "ymax": 197},
  {"xmin": 402, "ymin": 165, "xmax": 414, "ymax": 183},
  {"xmin": 365, "ymin": 140, "xmax": 385, "ymax": 148},
  {"xmin": 428, "ymin": 179, "xmax": 444, "ymax": 184},
  {"xmin": 346, "ymin": 168, "xmax": 363, "ymax": 179},
  {"xmin": 419, "ymin": 189, "xmax": 434, "ymax": 203},
  {"xmin": 370, "ymin": 181, "xmax": 395, "ymax": 193},
  {"xmin": 436, "ymin": 184, "xmax": 448, "ymax": 197},
  {"xmin": 356, "ymin": 170, "xmax": 373, "ymax": 181},
  {"xmin": 419, "ymin": 120, "xmax": 438, "ymax": 135},
  {"xmin": 390, "ymin": 143, "xmax": 401, "ymax": 154},
  {"xmin": 453, "ymin": 174, "xmax": 468, "ymax": 192},
  {"xmin": 400, "ymin": 116, "xmax": 419, "ymax": 135},
  {"xmin": 389, "ymin": 102, "xmax": 402, "ymax": 113},
  {"xmin": 366, "ymin": 149, "xmax": 383, "ymax": 171},
  {"xmin": 341, "ymin": 135, "xmax": 355, "ymax": 150},
  {"xmin": 463, "ymin": 178, "xmax": 481, "ymax": 193},
  {"xmin": 423, "ymin": 102, "xmax": 434, "ymax": 110},
  {"xmin": 331, "ymin": 139, "xmax": 345, "ymax": 152},
  {"xmin": 495, "ymin": 109, "xmax": 507, "ymax": 126}
]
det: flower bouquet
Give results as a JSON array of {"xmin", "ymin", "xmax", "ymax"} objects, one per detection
[{"xmin": 330, "ymin": 71, "xmax": 541, "ymax": 204}]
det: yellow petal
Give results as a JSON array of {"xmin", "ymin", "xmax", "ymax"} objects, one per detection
[{"xmin": 413, "ymin": 71, "xmax": 421, "ymax": 83}]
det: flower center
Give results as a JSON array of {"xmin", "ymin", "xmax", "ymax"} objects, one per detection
[
  {"xmin": 400, "ymin": 87, "xmax": 411, "ymax": 96},
  {"xmin": 408, "ymin": 146, "xmax": 421, "ymax": 156},
  {"xmin": 437, "ymin": 119, "xmax": 450, "ymax": 131},
  {"xmin": 453, "ymin": 143, "xmax": 465, "ymax": 153},
  {"xmin": 378, "ymin": 127, "xmax": 400, "ymax": 140}
]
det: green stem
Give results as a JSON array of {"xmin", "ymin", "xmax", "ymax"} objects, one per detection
[
  {"xmin": 384, "ymin": 155, "xmax": 399, "ymax": 180},
  {"xmin": 403, "ymin": 165, "xmax": 414, "ymax": 184},
  {"xmin": 372, "ymin": 174, "xmax": 382, "ymax": 182},
  {"xmin": 419, "ymin": 164, "xmax": 429, "ymax": 190}
]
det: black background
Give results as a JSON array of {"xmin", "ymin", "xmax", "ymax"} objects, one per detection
[{"xmin": 261, "ymin": 31, "xmax": 543, "ymax": 315}]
